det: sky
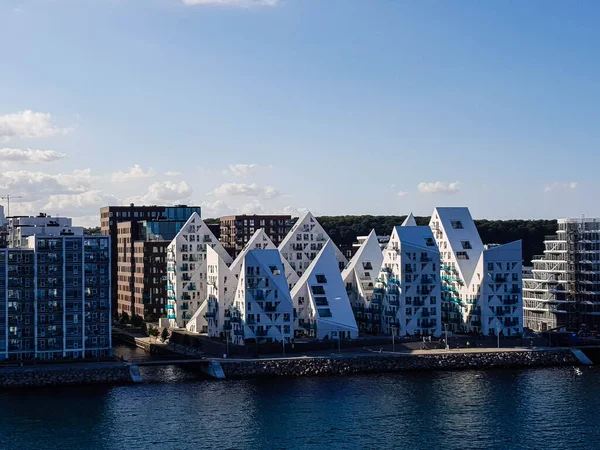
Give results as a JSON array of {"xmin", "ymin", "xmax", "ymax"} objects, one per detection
[{"xmin": 1, "ymin": 0, "xmax": 599, "ymax": 227}]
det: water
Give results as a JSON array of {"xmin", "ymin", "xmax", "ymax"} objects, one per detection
[{"xmin": 0, "ymin": 365, "xmax": 598, "ymax": 449}]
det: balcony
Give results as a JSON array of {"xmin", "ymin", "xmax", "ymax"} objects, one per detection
[
  {"xmin": 512, "ymin": 288, "xmax": 521, "ymax": 294},
  {"xmin": 167, "ymin": 314, "xmax": 176, "ymax": 320},
  {"xmin": 255, "ymin": 328, "xmax": 268, "ymax": 337},
  {"xmin": 166, "ymin": 304, "xmax": 174, "ymax": 310},
  {"xmin": 420, "ymin": 256, "xmax": 432, "ymax": 263},
  {"xmin": 204, "ymin": 311, "xmax": 216, "ymax": 319},
  {"xmin": 493, "ymin": 276, "xmax": 508, "ymax": 283},
  {"xmin": 388, "ymin": 298, "xmax": 400, "ymax": 306}
]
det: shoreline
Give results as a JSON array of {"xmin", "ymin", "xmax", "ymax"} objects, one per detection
[{"xmin": 0, "ymin": 346, "xmax": 592, "ymax": 388}]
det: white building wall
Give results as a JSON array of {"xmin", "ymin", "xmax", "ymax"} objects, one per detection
[
  {"xmin": 376, "ymin": 226, "xmax": 442, "ymax": 337},
  {"xmin": 279, "ymin": 212, "xmax": 347, "ymax": 279},
  {"xmin": 291, "ymin": 241, "xmax": 358, "ymax": 340},
  {"xmin": 342, "ymin": 230, "xmax": 384, "ymax": 334},
  {"xmin": 166, "ymin": 212, "xmax": 232, "ymax": 328}
]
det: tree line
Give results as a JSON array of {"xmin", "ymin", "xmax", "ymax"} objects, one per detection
[{"xmin": 315, "ymin": 215, "xmax": 557, "ymax": 265}]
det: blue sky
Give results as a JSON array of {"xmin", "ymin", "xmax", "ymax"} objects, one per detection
[{"xmin": 1, "ymin": 0, "xmax": 599, "ymax": 226}]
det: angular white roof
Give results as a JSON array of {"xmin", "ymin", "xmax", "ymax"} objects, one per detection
[
  {"xmin": 291, "ymin": 240, "xmax": 358, "ymax": 334},
  {"xmin": 342, "ymin": 229, "xmax": 383, "ymax": 281},
  {"xmin": 278, "ymin": 211, "xmax": 348, "ymax": 270},
  {"xmin": 401, "ymin": 213, "xmax": 417, "ymax": 227},
  {"xmin": 431, "ymin": 207, "xmax": 483, "ymax": 285},
  {"xmin": 230, "ymin": 228, "xmax": 299, "ymax": 287},
  {"xmin": 245, "ymin": 249, "xmax": 294, "ymax": 307},
  {"xmin": 392, "ymin": 225, "xmax": 439, "ymax": 251},
  {"xmin": 170, "ymin": 211, "xmax": 232, "ymax": 264}
]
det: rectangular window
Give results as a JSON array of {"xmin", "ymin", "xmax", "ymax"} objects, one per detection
[
  {"xmin": 451, "ymin": 221, "xmax": 463, "ymax": 229},
  {"xmin": 461, "ymin": 241, "xmax": 472, "ymax": 249},
  {"xmin": 315, "ymin": 274, "xmax": 327, "ymax": 284}
]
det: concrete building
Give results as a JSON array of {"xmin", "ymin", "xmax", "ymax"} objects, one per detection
[
  {"xmin": 8, "ymin": 214, "xmax": 82, "ymax": 248},
  {"xmin": 0, "ymin": 205, "xmax": 6, "ymax": 227},
  {"xmin": 279, "ymin": 211, "xmax": 348, "ymax": 279},
  {"xmin": 229, "ymin": 229, "xmax": 299, "ymax": 289},
  {"xmin": 219, "ymin": 214, "xmax": 292, "ymax": 258},
  {"xmin": 430, "ymin": 207, "xmax": 523, "ymax": 336},
  {"xmin": 0, "ymin": 233, "xmax": 111, "ymax": 361},
  {"xmin": 100, "ymin": 204, "xmax": 201, "ymax": 315},
  {"xmin": 291, "ymin": 240, "xmax": 358, "ymax": 340},
  {"xmin": 524, "ymin": 218, "xmax": 600, "ymax": 332},
  {"xmin": 166, "ymin": 212, "xmax": 232, "ymax": 328},
  {"xmin": 342, "ymin": 230, "xmax": 384, "ymax": 334},
  {"xmin": 374, "ymin": 220, "xmax": 442, "ymax": 337},
  {"xmin": 116, "ymin": 219, "xmax": 191, "ymax": 320}
]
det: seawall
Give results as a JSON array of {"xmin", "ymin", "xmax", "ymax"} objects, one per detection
[
  {"xmin": 0, "ymin": 362, "xmax": 134, "ymax": 388},
  {"xmin": 219, "ymin": 348, "xmax": 582, "ymax": 379}
]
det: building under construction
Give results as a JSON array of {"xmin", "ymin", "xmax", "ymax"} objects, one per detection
[{"xmin": 523, "ymin": 218, "xmax": 600, "ymax": 332}]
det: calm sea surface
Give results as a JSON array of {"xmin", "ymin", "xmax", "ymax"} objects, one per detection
[{"xmin": 0, "ymin": 347, "xmax": 598, "ymax": 449}]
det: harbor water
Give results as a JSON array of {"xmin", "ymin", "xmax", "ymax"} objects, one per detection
[{"xmin": 0, "ymin": 359, "xmax": 598, "ymax": 449}]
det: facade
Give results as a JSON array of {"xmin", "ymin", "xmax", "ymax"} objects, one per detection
[
  {"xmin": 229, "ymin": 229, "xmax": 299, "ymax": 289},
  {"xmin": 279, "ymin": 211, "xmax": 348, "ymax": 278},
  {"xmin": 230, "ymin": 249, "xmax": 295, "ymax": 345},
  {"xmin": 430, "ymin": 207, "xmax": 523, "ymax": 336},
  {"xmin": 291, "ymin": 240, "xmax": 358, "ymax": 340},
  {"xmin": 523, "ymin": 218, "xmax": 600, "ymax": 332},
  {"xmin": 219, "ymin": 214, "xmax": 292, "ymax": 258},
  {"xmin": 0, "ymin": 234, "xmax": 111, "ymax": 361},
  {"xmin": 100, "ymin": 204, "xmax": 201, "ymax": 315},
  {"xmin": 8, "ymin": 214, "xmax": 82, "ymax": 248},
  {"xmin": 116, "ymin": 219, "xmax": 190, "ymax": 319},
  {"xmin": 342, "ymin": 230, "xmax": 384, "ymax": 334},
  {"xmin": 166, "ymin": 212, "xmax": 232, "ymax": 328},
  {"xmin": 374, "ymin": 222, "xmax": 442, "ymax": 337}
]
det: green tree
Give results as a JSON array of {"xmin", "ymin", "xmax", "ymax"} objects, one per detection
[
  {"xmin": 119, "ymin": 311, "xmax": 130, "ymax": 324},
  {"xmin": 149, "ymin": 326, "xmax": 160, "ymax": 341},
  {"xmin": 131, "ymin": 314, "xmax": 144, "ymax": 327},
  {"xmin": 161, "ymin": 328, "xmax": 170, "ymax": 342}
]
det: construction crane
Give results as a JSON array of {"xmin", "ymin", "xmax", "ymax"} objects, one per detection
[{"xmin": 0, "ymin": 194, "xmax": 23, "ymax": 218}]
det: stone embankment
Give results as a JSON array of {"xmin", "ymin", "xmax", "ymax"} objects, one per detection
[
  {"xmin": 0, "ymin": 363, "xmax": 133, "ymax": 388},
  {"xmin": 219, "ymin": 349, "xmax": 581, "ymax": 379}
]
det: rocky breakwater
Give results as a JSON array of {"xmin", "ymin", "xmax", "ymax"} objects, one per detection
[
  {"xmin": 220, "ymin": 349, "xmax": 581, "ymax": 379},
  {"xmin": 0, "ymin": 362, "xmax": 134, "ymax": 388}
]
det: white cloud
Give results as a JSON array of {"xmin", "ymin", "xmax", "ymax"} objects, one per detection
[
  {"xmin": 0, "ymin": 147, "xmax": 67, "ymax": 164},
  {"xmin": 544, "ymin": 182, "xmax": 578, "ymax": 192},
  {"xmin": 43, "ymin": 190, "xmax": 118, "ymax": 212},
  {"xmin": 222, "ymin": 163, "xmax": 271, "ymax": 177},
  {"xmin": 397, "ymin": 191, "xmax": 408, "ymax": 197},
  {"xmin": 238, "ymin": 199, "xmax": 266, "ymax": 215},
  {"xmin": 111, "ymin": 164, "xmax": 156, "ymax": 182},
  {"xmin": 418, "ymin": 181, "xmax": 461, "ymax": 195},
  {"xmin": 127, "ymin": 181, "xmax": 193, "ymax": 204},
  {"xmin": 208, "ymin": 182, "xmax": 281, "ymax": 199},
  {"xmin": 183, "ymin": 0, "xmax": 279, "ymax": 7},
  {"xmin": 165, "ymin": 171, "xmax": 181, "ymax": 177},
  {"xmin": 0, "ymin": 110, "xmax": 71, "ymax": 141},
  {"xmin": 0, "ymin": 169, "xmax": 95, "ymax": 201},
  {"xmin": 199, "ymin": 200, "xmax": 235, "ymax": 218}
]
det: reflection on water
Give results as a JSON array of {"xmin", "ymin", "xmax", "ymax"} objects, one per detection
[{"xmin": 0, "ymin": 366, "xmax": 599, "ymax": 449}]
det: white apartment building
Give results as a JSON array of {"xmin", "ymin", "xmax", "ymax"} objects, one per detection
[
  {"xmin": 166, "ymin": 212, "xmax": 232, "ymax": 328},
  {"xmin": 523, "ymin": 218, "xmax": 600, "ymax": 332},
  {"xmin": 230, "ymin": 249, "xmax": 295, "ymax": 345},
  {"xmin": 230, "ymin": 229, "xmax": 299, "ymax": 289},
  {"xmin": 279, "ymin": 211, "xmax": 347, "ymax": 279},
  {"xmin": 375, "ymin": 220, "xmax": 442, "ymax": 337},
  {"xmin": 342, "ymin": 230, "xmax": 384, "ymax": 334},
  {"xmin": 8, "ymin": 214, "xmax": 83, "ymax": 248},
  {"xmin": 291, "ymin": 240, "xmax": 358, "ymax": 340},
  {"xmin": 430, "ymin": 207, "xmax": 523, "ymax": 336}
]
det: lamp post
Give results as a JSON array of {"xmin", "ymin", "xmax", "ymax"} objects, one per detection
[
  {"xmin": 444, "ymin": 323, "xmax": 449, "ymax": 351},
  {"xmin": 496, "ymin": 322, "xmax": 501, "ymax": 349},
  {"xmin": 391, "ymin": 325, "xmax": 396, "ymax": 352}
]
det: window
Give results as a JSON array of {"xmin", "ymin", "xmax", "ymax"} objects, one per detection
[
  {"xmin": 311, "ymin": 285, "xmax": 325, "ymax": 295},
  {"xmin": 456, "ymin": 251, "xmax": 469, "ymax": 260},
  {"xmin": 451, "ymin": 221, "xmax": 463, "ymax": 229},
  {"xmin": 362, "ymin": 262, "xmax": 373, "ymax": 270},
  {"xmin": 488, "ymin": 263, "xmax": 494, "ymax": 271},
  {"xmin": 315, "ymin": 296, "xmax": 328, "ymax": 306},
  {"xmin": 318, "ymin": 308, "xmax": 332, "ymax": 318},
  {"xmin": 424, "ymin": 237, "xmax": 435, "ymax": 247},
  {"xmin": 461, "ymin": 241, "xmax": 472, "ymax": 249},
  {"xmin": 315, "ymin": 274, "xmax": 327, "ymax": 284}
]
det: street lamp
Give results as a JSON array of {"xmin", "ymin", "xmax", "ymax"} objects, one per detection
[
  {"xmin": 391, "ymin": 325, "xmax": 396, "ymax": 352},
  {"xmin": 496, "ymin": 322, "xmax": 501, "ymax": 349}
]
